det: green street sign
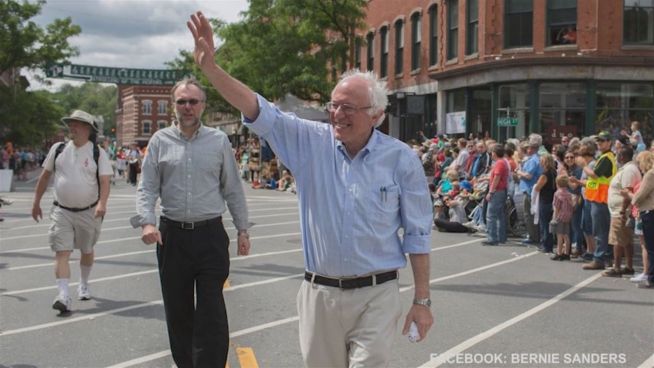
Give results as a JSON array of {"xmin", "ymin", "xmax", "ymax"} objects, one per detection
[
  {"xmin": 45, "ymin": 63, "xmax": 185, "ymax": 85},
  {"xmin": 497, "ymin": 117, "xmax": 519, "ymax": 127}
]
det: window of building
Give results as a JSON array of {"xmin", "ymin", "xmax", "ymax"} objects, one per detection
[
  {"xmin": 498, "ymin": 83, "xmax": 530, "ymax": 141},
  {"xmin": 596, "ymin": 82, "xmax": 654, "ymax": 141},
  {"xmin": 411, "ymin": 13, "xmax": 422, "ymax": 70},
  {"xmin": 157, "ymin": 120, "xmax": 168, "ymax": 130},
  {"xmin": 448, "ymin": 0, "xmax": 459, "ymax": 60},
  {"xmin": 624, "ymin": 0, "xmax": 654, "ymax": 45},
  {"xmin": 539, "ymin": 82, "xmax": 586, "ymax": 143},
  {"xmin": 504, "ymin": 0, "xmax": 533, "ymax": 48},
  {"xmin": 380, "ymin": 26, "xmax": 389, "ymax": 78},
  {"xmin": 445, "ymin": 89, "xmax": 466, "ymax": 134},
  {"xmin": 548, "ymin": 0, "xmax": 577, "ymax": 46},
  {"xmin": 142, "ymin": 100, "xmax": 152, "ymax": 115},
  {"xmin": 142, "ymin": 121, "xmax": 152, "ymax": 135},
  {"xmin": 429, "ymin": 5, "xmax": 438, "ymax": 66},
  {"xmin": 395, "ymin": 20, "xmax": 404, "ymax": 75},
  {"xmin": 354, "ymin": 37, "xmax": 362, "ymax": 70},
  {"xmin": 366, "ymin": 32, "xmax": 375, "ymax": 72},
  {"xmin": 157, "ymin": 100, "xmax": 167, "ymax": 115},
  {"xmin": 466, "ymin": 0, "xmax": 479, "ymax": 54}
]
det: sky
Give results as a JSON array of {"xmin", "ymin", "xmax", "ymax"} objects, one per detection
[{"xmin": 27, "ymin": 0, "xmax": 250, "ymax": 91}]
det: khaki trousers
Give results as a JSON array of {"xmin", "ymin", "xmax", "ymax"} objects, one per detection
[{"xmin": 296, "ymin": 279, "xmax": 401, "ymax": 368}]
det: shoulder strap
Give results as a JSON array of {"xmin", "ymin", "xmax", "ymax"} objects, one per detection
[
  {"xmin": 94, "ymin": 144, "xmax": 101, "ymax": 199},
  {"xmin": 52, "ymin": 142, "xmax": 66, "ymax": 172}
]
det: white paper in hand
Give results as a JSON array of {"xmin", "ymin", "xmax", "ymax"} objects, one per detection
[{"xmin": 408, "ymin": 321, "xmax": 420, "ymax": 343}]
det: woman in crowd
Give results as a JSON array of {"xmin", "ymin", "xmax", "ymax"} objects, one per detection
[
  {"xmin": 627, "ymin": 151, "xmax": 654, "ymax": 288},
  {"xmin": 570, "ymin": 145, "xmax": 597, "ymax": 261},
  {"xmin": 534, "ymin": 154, "xmax": 558, "ymax": 253}
]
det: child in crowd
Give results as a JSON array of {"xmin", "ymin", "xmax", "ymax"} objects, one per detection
[{"xmin": 551, "ymin": 175, "xmax": 576, "ymax": 260}]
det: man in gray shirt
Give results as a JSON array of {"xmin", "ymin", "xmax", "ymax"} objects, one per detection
[{"xmin": 131, "ymin": 78, "xmax": 250, "ymax": 368}]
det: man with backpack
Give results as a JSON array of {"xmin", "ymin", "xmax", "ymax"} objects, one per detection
[{"xmin": 32, "ymin": 110, "xmax": 112, "ymax": 315}]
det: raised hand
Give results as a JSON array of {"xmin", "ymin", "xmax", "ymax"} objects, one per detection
[{"xmin": 187, "ymin": 11, "xmax": 216, "ymax": 71}]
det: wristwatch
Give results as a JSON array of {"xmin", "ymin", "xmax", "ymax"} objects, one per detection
[{"xmin": 413, "ymin": 298, "xmax": 432, "ymax": 307}]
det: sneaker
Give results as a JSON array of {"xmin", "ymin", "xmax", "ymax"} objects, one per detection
[
  {"xmin": 637, "ymin": 280, "xmax": 653, "ymax": 289},
  {"xmin": 582, "ymin": 261, "xmax": 605, "ymax": 270},
  {"xmin": 52, "ymin": 295, "xmax": 72, "ymax": 314},
  {"xmin": 77, "ymin": 284, "xmax": 91, "ymax": 301},
  {"xmin": 551, "ymin": 254, "xmax": 562, "ymax": 261},
  {"xmin": 559, "ymin": 254, "xmax": 571, "ymax": 261},
  {"xmin": 630, "ymin": 273, "xmax": 648, "ymax": 283}
]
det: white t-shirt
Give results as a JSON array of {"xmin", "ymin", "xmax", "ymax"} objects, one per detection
[
  {"xmin": 43, "ymin": 141, "xmax": 113, "ymax": 208},
  {"xmin": 607, "ymin": 161, "xmax": 641, "ymax": 217}
]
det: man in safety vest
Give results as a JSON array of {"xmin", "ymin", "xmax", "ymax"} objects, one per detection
[{"xmin": 583, "ymin": 131, "xmax": 617, "ymax": 270}]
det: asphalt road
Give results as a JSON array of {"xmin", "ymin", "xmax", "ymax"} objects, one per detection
[{"xmin": 1, "ymin": 175, "xmax": 653, "ymax": 368}]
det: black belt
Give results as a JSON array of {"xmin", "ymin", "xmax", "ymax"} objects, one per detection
[
  {"xmin": 53, "ymin": 200, "xmax": 98, "ymax": 212},
  {"xmin": 304, "ymin": 270, "xmax": 398, "ymax": 289},
  {"xmin": 160, "ymin": 216, "xmax": 222, "ymax": 230}
]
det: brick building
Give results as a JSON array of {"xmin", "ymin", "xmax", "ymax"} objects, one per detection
[
  {"xmin": 361, "ymin": 0, "xmax": 654, "ymax": 144},
  {"xmin": 115, "ymin": 85, "xmax": 173, "ymax": 147}
]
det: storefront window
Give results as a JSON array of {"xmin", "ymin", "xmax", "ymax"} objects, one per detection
[
  {"xmin": 469, "ymin": 88, "xmax": 491, "ymax": 139},
  {"xmin": 498, "ymin": 83, "xmax": 530, "ymax": 141},
  {"xmin": 596, "ymin": 82, "xmax": 654, "ymax": 143},
  {"xmin": 446, "ymin": 89, "xmax": 466, "ymax": 135},
  {"xmin": 539, "ymin": 82, "xmax": 586, "ymax": 144}
]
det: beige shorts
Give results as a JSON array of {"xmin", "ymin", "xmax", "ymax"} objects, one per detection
[
  {"xmin": 608, "ymin": 216, "xmax": 633, "ymax": 248},
  {"xmin": 48, "ymin": 206, "xmax": 103, "ymax": 254}
]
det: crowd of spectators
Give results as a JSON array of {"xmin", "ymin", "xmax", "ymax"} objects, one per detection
[
  {"xmin": 235, "ymin": 137, "xmax": 295, "ymax": 193},
  {"xmin": 412, "ymin": 122, "xmax": 654, "ymax": 289}
]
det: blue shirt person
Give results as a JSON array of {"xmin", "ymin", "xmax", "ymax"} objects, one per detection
[{"xmin": 188, "ymin": 11, "xmax": 434, "ymax": 367}]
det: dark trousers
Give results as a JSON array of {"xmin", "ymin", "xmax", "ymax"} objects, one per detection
[
  {"xmin": 641, "ymin": 210, "xmax": 654, "ymax": 282},
  {"xmin": 539, "ymin": 202, "xmax": 554, "ymax": 253},
  {"xmin": 128, "ymin": 163, "xmax": 138, "ymax": 185},
  {"xmin": 157, "ymin": 219, "xmax": 230, "ymax": 368}
]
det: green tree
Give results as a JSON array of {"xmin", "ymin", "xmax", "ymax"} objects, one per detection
[
  {"xmin": 0, "ymin": 0, "xmax": 81, "ymax": 145},
  {"xmin": 52, "ymin": 83, "xmax": 117, "ymax": 136}
]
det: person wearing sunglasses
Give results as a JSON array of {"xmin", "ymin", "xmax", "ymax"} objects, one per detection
[
  {"xmin": 131, "ymin": 77, "xmax": 251, "ymax": 368},
  {"xmin": 188, "ymin": 11, "xmax": 433, "ymax": 368}
]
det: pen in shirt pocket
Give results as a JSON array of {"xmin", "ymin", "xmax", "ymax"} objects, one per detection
[{"xmin": 380, "ymin": 186, "xmax": 387, "ymax": 202}]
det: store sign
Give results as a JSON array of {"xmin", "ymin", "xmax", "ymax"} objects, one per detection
[
  {"xmin": 497, "ymin": 117, "xmax": 519, "ymax": 127},
  {"xmin": 45, "ymin": 63, "xmax": 185, "ymax": 85}
]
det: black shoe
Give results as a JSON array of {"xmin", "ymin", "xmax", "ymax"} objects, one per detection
[
  {"xmin": 551, "ymin": 254, "xmax": 562, "ymax": 261},
  {"xmin": 559, "ymin": 254, "xmax": 570, "ymax": 261},
  {"xmin": 482, "ymin": 241, "xmax": 499, "ymax": 246}
]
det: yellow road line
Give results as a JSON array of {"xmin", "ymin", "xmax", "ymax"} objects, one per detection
[{"xmin": 236, "ymin": 347, "xmax": 259, "ymax": 368}]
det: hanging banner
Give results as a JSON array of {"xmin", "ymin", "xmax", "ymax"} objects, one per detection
[{"xmin": 45, "ymin": 63, "xmax": 186, "ymax": 85}]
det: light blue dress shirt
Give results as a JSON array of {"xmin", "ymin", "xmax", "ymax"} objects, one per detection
[
  {"xmin": 244, "ymin": 95, "xmax": 432, "ymax": 277},
  {"xmin": 519, "ymin": 153, "xmax": 542, "ymax": 195}
]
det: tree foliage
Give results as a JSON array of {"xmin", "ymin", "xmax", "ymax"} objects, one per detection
[
  {"xmin": 0, "ymin": 0, "xmax": 81, "ymax": 146},
  {"xmin": 51, "ymin": 83, "xmax": 118, "ymax": 135},
  {"xmin": 168, "ymin": 0, "xmax": 368, "ymax": 112},
  {"xmin": 0, "ymin": 0, "xmax": 81, "ymax": 76}
]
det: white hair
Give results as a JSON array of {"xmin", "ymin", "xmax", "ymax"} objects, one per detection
[
  {"xmin": 528, "ymin": 133, "xmax": 543, "ymax": 147},
  {"xmin": 337, "ymin": 69, "xmax": 388, "ymax": 127}
]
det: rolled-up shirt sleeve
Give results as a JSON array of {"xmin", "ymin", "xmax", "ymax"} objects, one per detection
[
  {"xmin": 399, "ymin": 152, "xmax": 433, "ymax": 254},
  {"xmin": 130, "ymin": 136, "xmax": 161, "ymax": 228}
]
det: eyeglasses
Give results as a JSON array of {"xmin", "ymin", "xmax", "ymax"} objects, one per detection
[
  {"xmin": 326, "ymin": 102, "xmax": 371, "ymax": 116},
  {"xmin": 175, "ymin": 99, "xmax": 203, "ymax": 106}
]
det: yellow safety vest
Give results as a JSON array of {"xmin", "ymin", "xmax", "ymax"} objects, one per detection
[{"xmin": 585, "ymin": 151, "xmax": 617, "ymax": 204}]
